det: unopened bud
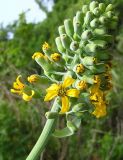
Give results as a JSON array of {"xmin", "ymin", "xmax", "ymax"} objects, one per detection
[
  {"xmin": 93, "ymin": 7, "xmax": 100, "ymax": 16},
  {"xmin": 85, "ymin": 43, "xmax": 99, "ymax": 53},
  {"xmin": 106, "ymin": 4, "xmax": 113, "ymax": 12},
  {"xmin": 90, "ymin": 18, "xmax": 99, "ymax": 28},
  {"xmin": 99, "ymin": 16, "xmax": 107, "ymax": 24},
  {"xmin": 84, "ymin": 11, "xmax": 93, "ymax": 25},
  {"xmin": 55, "ymin": 37, "xmax": 65, "ymax": 53},
  {"xmin": 70, "ymin": 41, "xmax": 79, "ymax": 51},
  {"xmin": 89, "ymin": 1, "xmax": 98, "ymax": 11},
  {"xmin": 76, "ymin": 11, "xmax": 84, "ymax": 23},
  {"xmin": 73, "ymin": 21, "xmax": 82, "ymax": 36},
  {"xmin": 93, "ymin": 28, "xmax": 106, "ymax": 35},
  {"xmin": 99, "ymin": 3, "xmax": 106, "ymax": 12},
  {"xmin": 82, "ymin": 56, "xmax": 97, "ymax": 66},
  {"xmin": 60, "ymin": 34, "xmax": 71, "ymax": 49},
  {"xmin": 82, "ymin": 5, "xmax": 88, "ymax": 13},
  {"xmin": 106, "ymin": 11, "xmax": 113, "ymax": 18},
  {"xmin": 58, "ymin": 25, "xmax": 66, "ymax": 35},
  {"xmin": 64, "ymin": 19, "xmax": 74, "ymax": 37},
  {"xmin": 81, "ymin": 30, "xmax": 92, "ymax": 40}
]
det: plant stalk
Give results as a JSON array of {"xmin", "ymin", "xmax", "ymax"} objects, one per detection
[{"xmin": 26, "ymin": 99, "xmax": 59, "ymax": 160}]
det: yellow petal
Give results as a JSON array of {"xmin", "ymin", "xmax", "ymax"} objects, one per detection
[
  {"xmin": 62, "ymin": 77, "xmax": 75, "ymax": 88},
  {"xmin": 10, "ymin": 89, "xmax": 22, "ymax": 95},
  {"xmin": 92, "ymin": 102, "xmax": 107, "ymax": 118},
  {"xmin": 44, "ymin": 90, "xmax": 58, "ymax": 101},
  {"xmin": 13, "ymin": 75, "xmax": 25, "ymax": 89},
  {"xmin": 32, "ymin": 52, "xmax": 44, "ymax": 59},
  {"xmin": 22, "ymin": 90, "xmax": 35, "ymax": 102},
  {"xmin": 46, "ymin": 84, "xmax": 59, "ymax": 92},
  {"xmin": 60, "ymin": 96, "xmax": 69, "ymax": 113},
  {"xmin": 66, "ymin": 89, "xmax": 80, "ymax": 98}
]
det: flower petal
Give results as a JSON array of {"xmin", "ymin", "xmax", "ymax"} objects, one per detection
[
  {"xmin": 66, "ymin": 89, "xmax": 80, "ymax": 98},
  {"xmin": 46, "ymin": 84, "xmax": 59, "ymax": 92},
  {"xmin": 62, "ymin": 77, "xmax": 75, "ymax": 88},
  {"xmin": 22, "ymin": 90, "xmax": 35, "ymax": 101},
  {"xmin": 60, "ymin": 96, "xmax": 69, "ymax": 113},
  {"xmin": 10, "ymin": 89, "xmax": 22, "ymax": 95},
  {"xmin": 92, "ymin": 102, "xmax": 107, "ymax": 118},
  {"xmin": 44, "ymin": 90, "xmax": 58, "ymax": 101},
  {"xmin": 13, "ymin": 75, "xmax": 25, "ymax": 89}
]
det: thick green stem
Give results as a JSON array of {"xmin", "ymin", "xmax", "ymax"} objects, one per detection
[{"xmin": 26, "ymin": 99, "xmax": 59, "ymax": 160}]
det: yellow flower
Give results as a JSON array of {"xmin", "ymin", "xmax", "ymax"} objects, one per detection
[
  {"xmin": 77, "ymin": 80, "xmax": 87, "ymax": 90},
  {"xmin": 11, "ymin": 75, "xmax": 25, "ymax": 95},
  {"xmin": 44, "ymin": 77, "xmax": 80, "ymax": 113},
  {"xmin": 11, "ymin": 75, "xmax": 35, "ymax": 101},
  {"xmin": 92, "ymin": 101, "xmax": 107, "ymax": 118},
  {"xmin": 90, "ymin": 85, "xmax": 103, "ymax": 102},
  {"xmin": 27, "ymin": 74, "xmax": 39, "ymax": 83},
  {"xmin": 76, "ymin": 64, "xmax": 85, "ymax": 74},
  {"xmin": 32, "ymin": 52, "xmax": 45, "ymax": 59},
  {"xmin": 42, "ymin": 42, "xmax": 50, "ymax": 50},
  {"xmin": 22, "ymin": 90, "xmax": 35, "ymax": 101},
  {"xmin": 90, "ymin": 84, "xmax": 107, "ymax": 118},
  {"xmin": 50, "ymin": 53, "xmax": 61, "ymax": 62}
]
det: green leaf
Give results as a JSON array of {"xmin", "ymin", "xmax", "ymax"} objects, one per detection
[{"xmin": 53, "ymin": 118, "xmax": 81, "ymax": 138}]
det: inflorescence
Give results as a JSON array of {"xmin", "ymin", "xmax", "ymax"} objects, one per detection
[{"xmin": 11, "ymin": 1, "xmax": 117, "ymax": 130}]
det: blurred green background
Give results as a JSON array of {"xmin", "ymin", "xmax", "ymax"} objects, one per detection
[{"xmin": 0, "ymin": 0, "xmax": 123, "ymax": 160}]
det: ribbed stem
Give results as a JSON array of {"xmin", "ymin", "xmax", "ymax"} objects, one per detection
[{"xmin": 26, "ymin": 99, "xmax": 59, "ymax": 160}]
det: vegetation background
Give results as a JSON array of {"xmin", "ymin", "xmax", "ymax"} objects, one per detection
[{"xmin": 0, "ymin": 0, "xmax": 123, "ymax": 160}]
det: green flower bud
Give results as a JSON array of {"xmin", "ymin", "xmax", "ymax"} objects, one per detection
[
  {"xmin": 85, "ymin": 43, "xmax": 98, "ymax": 53},
  {"xmin": 45, "ymin": 112, "xmax": 58, "ymax": 119},
  {"xmin": 58, "ymin": 25, "xmax": 66, "ymax": 35},
  {"xmin": 82, "ymin": 56, "xmax": 96, "ymax": 66},
  {"xmin": 99, "ymin": 16, "xmax": 107, "ymax": 24},
  {"xmin": 92, "ymin": 40, "xmax": 107, "ymax": 49},
  {"xmin": 64, "ymin": 19, "xmax": 74, "ymax": 37},
  {"xmin": 73, "ymin": 21, "xmax": 82, "ymax": 36},
  {"xmin": 89, "ymin": 1, "xmax": 98, "ymax": 11},
  {"xmin": 99, "ymin": 3, "xmax": 106, "ymax": 12},
  {"xmin": 90, "ymin": 18, "xmax": 99, "ymax": 28},
  {"xmin": 72, "ymin": 103, "xmax": 84, "ymax": 112},
  {"xmin": 106, "ymin": 11, "xmax": 113, "ymax": 18},
  {"xmin": 93, "ymin": 7, "xmax": 100, "ymax": 16},
  {"xmin": 76, "ymin": 11, "xmax": 84, "ymax": 23},
  {"xmin": 60, "ymin": 34, "xmax": 71, "ymax": 49},
  {"xmin": 106, "ymin": 4, "xmax": 113, "ymax": 12},
  {"xmin": 84, "ymin": 11, "xmax": 93, "ymax": 25},
  {"xmin": 67, "ymin": 121, "xmax": 77, "ymax": 133},
  {"xmin": 70, "ymin": 41, "xmax": 79, "ymax": 51},
  {"xmin": 81, "ymin": 30, "xmax": 92, "ymax": 40},
  {"xmin": 82, "ymin": 5, "xmax": 88, "ymax": 13},
  {"xmin": 55, "ymin": 37, "xmax": 65, "ymax": 53},
  {"xmin": 93, "ymin": 28, "xmax": 106, "ymax": 35}
]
